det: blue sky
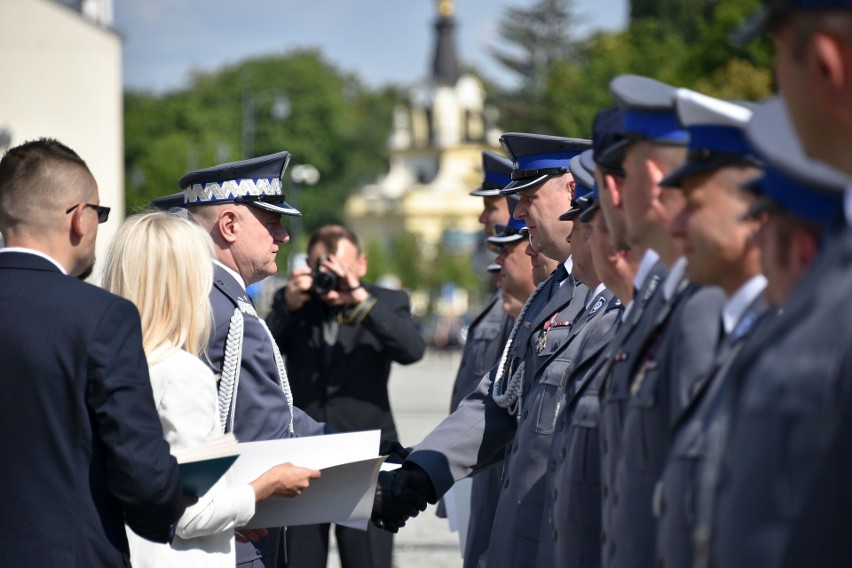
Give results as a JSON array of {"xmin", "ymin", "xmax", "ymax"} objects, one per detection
[{"xmin": 115, "ymin": 0, "xmax": 628, "ymax": 93}]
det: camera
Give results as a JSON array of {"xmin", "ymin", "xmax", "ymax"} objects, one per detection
[{"xmin": 312, "ymin": 269, "xmax": 339, "ymax": 295}]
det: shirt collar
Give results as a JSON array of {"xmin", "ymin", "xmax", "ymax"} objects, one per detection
[
  {"xmin": 662, "ymin": 256, "xmax": 688, "ymax": 302},
  {"xmin": 634, "ymin": 249, "xmax": 660, "ymax": 292},
  {"xmin": 585, "ymin": 282, "xmax": 608, "ymax": 310},
  {"xmin": 722, "ymin": 274, "xmax": 768, "ymax": 335},
  {"xmin": 214, "ymin": 259, "xmax": 246, "ymax": 291},
  {"xmin": 563, "ymin": 256, "xmax": 573, "ymax": 277},
  {"xmin": 0, "ymin": 247, "xmax": 67, "ymax": 274}
]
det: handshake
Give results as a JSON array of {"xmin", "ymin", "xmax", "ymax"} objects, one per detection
[{"xmin": 371, "ymin": 441, "xmax": 437, "ymax": 533}]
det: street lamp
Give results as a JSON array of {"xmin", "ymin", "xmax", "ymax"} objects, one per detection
[
  {"xmin": 287, "ymin": 164, "xmax": 320, "ymax": 246},
  {"xmin": 242, "ymin": 88, "xmax": 291, "ymax": 159}
]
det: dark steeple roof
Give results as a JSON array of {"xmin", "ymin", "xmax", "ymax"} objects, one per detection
[{"xmin": 432, "ymin": 0, "xmax": 460, "ymax": 86}]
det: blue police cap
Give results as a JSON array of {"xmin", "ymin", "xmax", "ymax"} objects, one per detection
[
  {"xmin": 601, "ymin": 75, "xmax": 688, "ymax": 167},
  {"xmin": 661, "ymin": 89, "xmax": 761, "ymax": 189},
  {"xmin": 178, "ymin": 151, "xmax": 301, "ymax": 217},
  {"xmin": 499, "ymin": 133, "xmax": 592, "ymax": 194},
  {"xmin": 150, "ymin": 192, "xmax": 185, "ymax": 211},
  {"xmin": 742, "ymin": 97, "xmax": 846, "ymax": 225},
  {"xmin": 488, "ymin": 195, "xmax": 526, "ymax": 244},
  {"xmin": 470, "ymin": 151, "xmax": 514, "ymax": 197},
  {"xmin": 592, "ymin": 107, "xmax": 626, "ymax": 175},
  {"xmin": 733, "ymin": 0, "xmax": 852, "ymax": 45},
  {"xmin": 559, "ymin": 151, "xmax": 598, "ymax": 221}
]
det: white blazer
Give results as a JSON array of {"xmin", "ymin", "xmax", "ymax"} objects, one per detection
[{"xmin": 127, "ymin": 346, "xmax": 256, "ymax": 568}]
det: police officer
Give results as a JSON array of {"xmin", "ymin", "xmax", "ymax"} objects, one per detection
[
  {"xmin": 653, "ymin": 89, "xmax": 771, "ymax": 568},
  {"xmin": 446, "ymin": 155, "xmax": 516, "ymax": 568},
  {"xmin": 600, "ymin": 75, "xmax": 727, "ymax": 568},
  {"xmin": 178, "ymin": 152, "xmax": 330, "ymax": 567},
  {"xmin": 490, "ymin": 196, "xmax": 536, "ymax": 318},
  {"xmin": 374, "ymin": 133, "xmax": 593, "ymax": 568},
  {"xmin": 703, "ymin": 96, "xmax": 852, "ymax": 568},
  {"xmin": 537, "ymin": 146, "xmax": 623, "ymax": 568}
]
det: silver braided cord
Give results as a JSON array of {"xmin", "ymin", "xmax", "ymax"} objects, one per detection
[
  {"xmin": 219, "ymin": 308, "xmax": 244, "ymax": 433},
  {"xmin": 492, "ymin": 277, "xmax": 549, "ymax": 417},
  {"xmin": 258, "ymin": 318, "xmax": 295, "ymax": 435}
]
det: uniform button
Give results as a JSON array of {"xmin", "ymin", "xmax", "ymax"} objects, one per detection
[
  {"xmin": 552, "ymin": 528, "xmax": 558, "ymax": 541},
  {"xmin": 552, "ymin": 488, "xmax": 558, "ymax": 500}
]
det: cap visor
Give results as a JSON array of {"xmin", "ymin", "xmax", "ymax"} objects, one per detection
[
  {"xmin": 598, "ymin": 138, "xmax": 630, "ymax": 171},
  {"xmin": 469, "ymin": 187, "xmax": 503, "ymax": 197},
  {"xmin": 486, "ymin": 263, "xmax": 501, "ymax": 273},
  {"xmin": 487, "ymin": 233, "xmax": 525, "ymax": 245},
  {"xmin": 251, "ymin": 200, "xmax": 302, "ymax": 217},
  {"xmin": 558, "ymin": 208, "xmax": 582, "ymax": 221},
  {"xmin": 150, "ymin": 192, "xmax": 186, "ymax": 211},
  {"xmin": 730, "ymin": 7, "xmax": 771, "ymax": 47},
  {"xmin": 499, "ymin": 173, "xmax": 551, "ymax": 195}
]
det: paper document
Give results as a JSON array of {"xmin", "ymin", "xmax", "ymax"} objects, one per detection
[
  {"xmin": 444, "ymin": 476, "xmax": 473, "ymax": 557},
  {"xmin": 229, "ymin": 430, "xmax": 385, "ymax": 529}
]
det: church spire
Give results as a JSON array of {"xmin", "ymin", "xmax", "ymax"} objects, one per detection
[{"xmin": 432, "ymin": 0, "xmax": 460, "ymax": 86}]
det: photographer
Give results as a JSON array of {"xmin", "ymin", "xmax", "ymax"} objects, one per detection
[{"xmin": 266, "ymin": 225, "xmax": 424, "ymax": 568}]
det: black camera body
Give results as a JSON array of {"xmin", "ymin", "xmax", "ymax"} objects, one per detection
[{"xmin": 312, "ymin": 269, "xmax": 339, "ymax": 295}]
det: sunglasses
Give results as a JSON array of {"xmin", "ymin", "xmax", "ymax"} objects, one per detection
[{"xmin": 65, "ymin": 202, "xmax": 111, "ymax": 224}]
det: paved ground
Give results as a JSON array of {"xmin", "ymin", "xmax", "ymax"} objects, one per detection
[{"xmin": 328, "ymin": 348, "xmax": 466, "ymax": 568}]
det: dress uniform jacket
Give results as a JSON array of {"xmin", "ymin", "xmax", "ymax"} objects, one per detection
[
  {"xmin": 406, "ymin": 268, "xmax": 589, "ymax": 568},
  {"xmin": 607, "ymin": 277, "xmax": 725, "ymax": 568},
  {"xmin": 446, "ymin": 289, "xmax": 513, "ymax": 568},
  {"xmin": 709, "ymin": 229, "xmax": 852, "ymax": 568},
  {"xmin": 208, "ymin": 265, "xmax": 327, "ymax": 442},
  {"xmin": 600, "ymin": 258, "xmax": 669, "ymax": 560},
  {"xmin": 654, "ymin": 292, "xmax": 770, "ymax": 568},
  {"xmin": 0, "ymin": 251, "xmax": 185, "ymax": 567},
  {"xmin": 267, "ymin": 283, "xmax": 424, "ymax": 441},
  {"xmin": 536, "ymin": 292, "xmax": 622, "ymax": 568}
]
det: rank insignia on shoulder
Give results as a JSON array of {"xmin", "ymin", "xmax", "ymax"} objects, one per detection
[
  {"xmin": 237, "ymin": 298, "xmax": 258, "ymax": 317},
  {"xmin": 613, "ymin": 351, "xmax": 628, "ymax": 363},
  {"xmin": 643, "ymin": 275, "xmax": 661, "ymax": 302},
  {"xmin": 732, "ymin": 312, "xmax": 757, "ymax": 343},
  {"xmin": 590, "ymin": 295, "xmax": 606, "ymax": 314}
]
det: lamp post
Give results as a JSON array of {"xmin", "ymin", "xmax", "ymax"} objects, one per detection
[
  {"xmin": 242, "ymin": 88, "xmax": 291, "ymax": 159},
  {"xmin": 287, "ymin": 163, "xmax": 320, "ymax": 246}
]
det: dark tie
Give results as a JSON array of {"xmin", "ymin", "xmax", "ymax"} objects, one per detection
[{"xmin": 548, "ymin": 264, "xmax": 569, "ymax": 300}]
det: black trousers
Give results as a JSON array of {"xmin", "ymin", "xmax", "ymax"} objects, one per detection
[{"xmin": 285, "ymin": 522, "xmax": 393, "ymax": 568}]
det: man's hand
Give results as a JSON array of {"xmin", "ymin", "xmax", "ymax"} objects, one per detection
[
  {"xmin": 250, "ymin": 463, "xmax": 321, "ymax": 501},
  {"xmin": 371, "ymin": 465, "xmax": 437, "ymax": 533},
  {"xmin": 318, "ymin": 254, "xmax": 369, "ymax": 307},
  {"xmin": 379, "ymin": 439, "xmax": 413, "ymax": 465},
  {"xmin": 284, "ymin": 267, "xmax": 313, "ymax": 311}
]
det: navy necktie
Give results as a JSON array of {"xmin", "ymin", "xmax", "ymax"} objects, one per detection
[{"xmin": 549, "ymin": 264, "xmax": 569, "ymax": 300}]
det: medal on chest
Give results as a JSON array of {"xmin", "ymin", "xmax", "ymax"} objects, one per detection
[{"xmin": 535, "ymin": 312, "xmax": 572, "ymax": 355}]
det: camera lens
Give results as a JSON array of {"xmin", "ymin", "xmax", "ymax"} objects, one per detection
[{"xmin": 312, "ymin": 270, "xmax": 338, "ymax": 295}]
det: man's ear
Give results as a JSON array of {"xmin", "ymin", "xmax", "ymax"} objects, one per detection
[
  {"xmin": 605, "ymin": 174, "xmax": 623, "ymax": 210},
  {"xmin": 69, "ymin": 204, "xmax": 86, "ymax": 242},
  {"xmin": 217, "ymin": 209, "xmax": 239, "ymax": 244},
  {"xmin": 812, "ymin": 32, "xmax": 852, "ymax": 127}
]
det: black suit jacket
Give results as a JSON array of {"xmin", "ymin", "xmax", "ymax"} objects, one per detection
[
  {"xmin": 267, "ymin": 283, "xmax": 425, "ymax": 441},
  {"xmin": 0, "ymin": 252, "xmax": 185, "ymax": 567}
]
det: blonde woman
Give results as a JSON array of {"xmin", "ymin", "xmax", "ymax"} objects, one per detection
[{"xmin": 102, "ymin": 211, "xmax": 319, "ymax": 567}]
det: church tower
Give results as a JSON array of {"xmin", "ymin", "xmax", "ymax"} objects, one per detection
[{"xmin": 345, "ymin": 0, "xmax": 502, "ymax": 252}]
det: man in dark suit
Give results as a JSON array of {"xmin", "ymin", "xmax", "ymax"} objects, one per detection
[
  {"xmin": 267, "ymin": 224, "xmax": 425, "ymax": 568},
  {"xmin": 0, "ymin": 138, "xmax": 188, "ymax": 566}
]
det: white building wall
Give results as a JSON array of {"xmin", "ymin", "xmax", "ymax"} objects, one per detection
[{"xmin": 0, "ymin": 0, "xmax": 123, "ymax": 275}]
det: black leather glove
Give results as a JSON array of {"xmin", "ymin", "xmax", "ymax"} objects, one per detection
[
  {"xmin": 371, "ymin": 470, "xmax": 416, "ymax": 533},
  {"xmin": 379, "ymin": 439, "xmax": 413, "ymax": 465},
  {"xmin": 391, "ymin": 462, "xmax": 437, "ymax": 512}
]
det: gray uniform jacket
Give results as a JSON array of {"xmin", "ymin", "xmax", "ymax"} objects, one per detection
[
  {"xmin": 536, "ymin": 292, "xmax": 622, "ymax": 568},
  {"xmin": 607, "ymin": 281, "xmax": 726, "ymax": 568},
  {"xmin": 208, "ymin": 265, "xmax": 327, "ymax": 442},
  {"xmin": 600, "ymin": 260, "xmax": 669, "ymax": 560},
  {"xmin": 709, "ymin": 230, "xmax": 852, "ymax": 568},
  {"xmin": 654, "ymin": 294, "xmax": 771, "ymax": 568},
  {"xmin": 406, "ymin": 270, "xmax": 589, "ymax": 568},
  {"xmin": 444, "ymin": 289, "xmax": 513, "ymax": 568}
]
